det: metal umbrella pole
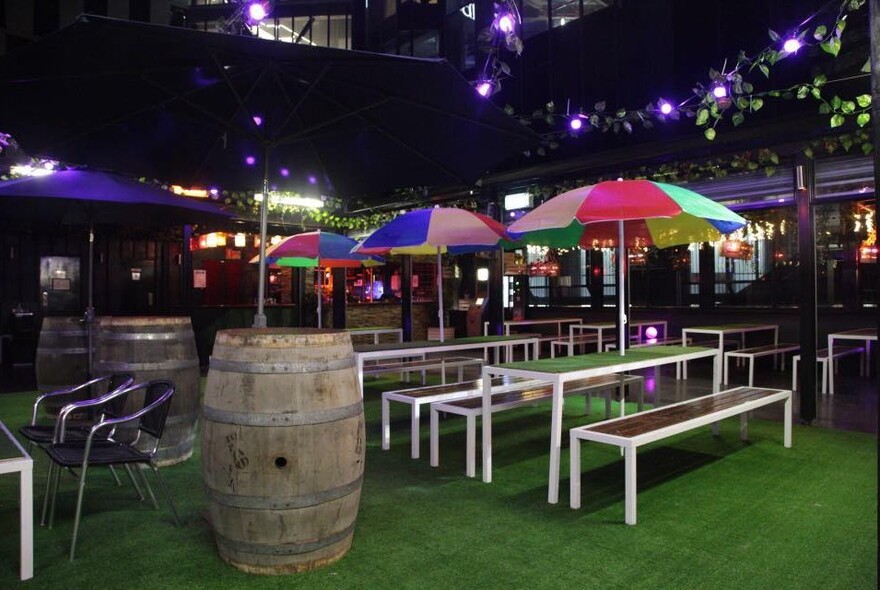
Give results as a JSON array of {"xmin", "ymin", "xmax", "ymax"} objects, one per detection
[
  {"xmin": 436, "ymin": 247, "xmax": 444, "ymax": 342},
  {"xmin": 617, "ymin": 220, "xmax": 626, "ymax": 357},
  {"xmin": 84, "ymin": 223, "xmax": 96, "ymax": 376},
  {"xmin": 254, "ymin": 147, "xmax": 270, "ymax": 329}
]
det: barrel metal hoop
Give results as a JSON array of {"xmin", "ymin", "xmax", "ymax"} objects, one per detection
[
  {"xmin": 214, "ymin": 522, "xmax": 355, "ymax": 556},
  {"xmin": 41, "ymin": 347, "xmax": 90, "ymax": 355},
  {"xmin": 94, "ymin": 359, "xmax": 199, "ymax": 372},
  {"xmin": 99, "ymin": 330, "xmax": 190, "ymax": 341},
  {"xmin": 209, "ymin": 356, "xmax": 355, "ymax": 374},
  {"xmin": 165, "ymin": 411, "xmax": 200, "ymax": 426},
  {"xmin": 206, "ymin": 476, "xmax": 362, "ymax": 511},
  {"xmin": 41, "ymin": 330, "xmax": 88, "ymax": 336},
  {"xmin": 203, "ymin": 401, "xmax": 363, "ymax": 427}
]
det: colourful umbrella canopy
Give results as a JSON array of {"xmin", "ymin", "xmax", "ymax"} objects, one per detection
[
  {"xmin": 507, "ymin": 180, "xmax": 746, "ymax": 249},
  {"xmin": 507, "ymin": 180, "xmax": 746, "ymax": 356},
  {"xmin": 261, "ymin": 231, "xmax": 384, "ymax": 268},
  {"xmin": 354, "ymin": 207, "xmax": 510, "ymax": 255},
  {"xmin": 355, "ymin": 207, "xmax": 509, "ymax": 340}
]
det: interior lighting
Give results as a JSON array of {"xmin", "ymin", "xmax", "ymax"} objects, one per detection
[
  {"xmin": 477, "ymin": 268, "xmax": 490, "ymax": 281},
  {"xmin": 569, "ymin": 116, "xmax": 583, "ymax": 131},
  {"xmin": 645, "ymin": 326, "xmax": 658, "ymax": 339},
  {"xmin": 234, "ymin": 233, "xmax": 246, "ymax": 248},
  {"xmin": 254, "ymin": 192, "xmax": 325, "ymax": 208},
  {"xmin": 245, "ymin": 155, "xmax": 256, "ymax": 166},
  {"xmin": 476, "ymin": 80, "xmax": 495, "ymax": 97},
  {"xmin": 171, "ymin": 185, "xmax": 209, "ymax": 198},
  {"xmin": 711, "ymin": 84, "xmax": 728, "ymax": 99},
  {"xmin": 9, "ymin": 164, "xmax": 55, "ymax": 177},
  {"xmin": 495, "ymin": 13, "xmax": 516, "ymax": 34},
  {"xmin": 782, "ymin": 38, "xmax": 801, "ymax": 53},
  {"xmin": 658, "ymin": 100, "xmax": 674, "ymax": 115},
  {"xmin": 246, "ymin": 2, "xmax": 270, "ymax": 23}
]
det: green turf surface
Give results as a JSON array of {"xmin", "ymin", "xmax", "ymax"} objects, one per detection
[{"xmin": 0, "ymin": 378, "xmax": 876, "ymax": 589}]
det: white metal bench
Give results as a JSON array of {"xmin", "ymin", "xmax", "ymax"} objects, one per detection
[
  {"xmin": 381, "ymin": 376, "xmax": 535, "ymax": 459},
  {"xmin": 550, "ymin": 334, "xmax": 600, "ymax": 358},
  {"xmin": 791, "ymin": 346, "xmax": 865, "ymax": 395},
  {"xmin": 364, "ymin": 355, "xmax": 483, "ymax": 385},
  {"xmin": 724, "ymin": 343, "xmax": 800, "ymax": 386},
  {"xmin": 430, "ymin": 374, "xmax": 644, "ymax": 477},
  {"xmin": 570, "ymin": 386, "xmax": 792, "ymax": 525}
]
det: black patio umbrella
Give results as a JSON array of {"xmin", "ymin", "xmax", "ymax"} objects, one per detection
[
  {"xmin": 0, "ymin": 168, "xmax": 233, "ymax": 373},
  {"xmin": 0, "ymin": 15, "xmax": 540, "ymax": 326}
]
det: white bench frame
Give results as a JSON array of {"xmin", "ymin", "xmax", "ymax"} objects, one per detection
[
  {"xmin": 364, "ymin": 355, "xmax": 483, "ymax": 385},
  {"xmin": 724, "ymin": 344, "xmax": 800, "ymax": 386},
  {"xmin": 430, "ymin": 374, "xmax": 644, "ymax": 477},
  {"xmin": 791, "ymin": 346, "xmax": 865, "ymax": 395},
  {"xmin": 550, "ymin": 334, "xmax": 600, "ymax": 358},
  {"xmin": 381, "ymin": 377, "xmax": 534, "ymax": 459},
  {"xmin": 569, "ymin": 386, "xmax": 792, "ymax": 525}
]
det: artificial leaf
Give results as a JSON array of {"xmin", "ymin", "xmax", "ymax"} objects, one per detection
[
  {"xmin": 759, "ymin": 64, "xmax": 770, "ymax": 78},
  {"xmin": 813, "ymin": 74, "xmax": 827, "ymax": 87},
  {"xmin": 546, "ymin": 101, "xmax": 555, "ymax": 113},
  {"xmin": 768, "ymin": 29, "xmax": 780, "ymax": 42},
  {"xmin": 622, "ymin": 121, "xmax": 633, "ymax": 134},
  {"xmin": 736, "ymin": 97, "xmax": 749, "ymax": 110},
  {"xmin": 804, "ymin": 146, "xmax": 814, "ymax": 158},
  {"xmin": 732, "ymin": 112, "xmax": 745, "ymax": 127},
  {"xmin": 856, "ymin": 94, "xmax": 871, "ymax": 108},
  {"xmin": 856, "ymin": 113, "xmax": 870, "ymax": 127},
  {"xmin": 811, "ymin": 87, "xmax": 822, "ymax": 100},
  {"xmin": 504, "ymin": 104, "xmax": 515, "ymax": 115},
  {"xmin": 820, "ymin": 37, "xmax": 841, "ymax": 56},
  {"xmin": 751, "ymin": 97, "xmax": 764, "ymax": 111},
  {"xmin": 544, "ymin": 114, "xmax": 555, "ymax": 125},
  {"xmin": 770, "ymin": 153, "xmax": 780, "ymax": 164},
  {"xmin": 764, "ymin": 166, "xmax": 776, "ymax": 177},
  {"xmin": 841, "ymin": 100, "xmax": 856, "ymax": 114},
  {"xmin": 594, "ymin": 101, "xmax": 606, "ymax": 112},
  {"xmin": 830, "ymin": 114, "xmax": 845, "ymax": 128},
  {"xmin": 536, "ymin": 147, "xmax": 546, "ymax": 156},
  {"xmin": 589, "ymin": 114, "xmax": 600, "ymax": 127},
  {"xmin": 796, "ymin": 86, "xmax": 809, "ymax": 99},
  {"xmin": 861, "ymin": 142, "xmax": 873, "ymax": 155},
  {"xmin": 704, "ymin": 128, "xmax": 716, "ymax": 141},
  {"xmin": 696, "ymin": 108, "xmax": 709, "ymax": 126},
  {"xmin": 742, "ymin": 82, "xmax": 754, "ymax": 94},
  {"xmin": 616, "ymin": 108, "xmax": 627, "ymax": 118},
  {"xmin": 831, "ymin": 95, "xmax": 842, "ymax": 109},
  {"xmin": 861, "ymin": 59, "xmax": 871, "ymax": 73},
  {"xmin": 813, "ymin": 25, "xmax": 827, "ymax": 40},
  {"xmin": 841, "ymin": 136, "xmax": 853, "ymax": 151}
]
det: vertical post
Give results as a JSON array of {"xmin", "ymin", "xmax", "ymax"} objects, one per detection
[
  {"xmin": 253, "ymin": 146, "xmax": 270, "ymax": 328},
  {"xmin": 796, "ymin": 156, "xmax": 818, "ymax": 423},
  {"xmin": 616, "ymin": 221, "xmax": 627, "ymax": 356},
  {"xmin": 332, "ymin": 267, "xmax": 346, "ymax": 329},
  {"xmin": 698, "ymin": 242, "xmax": 715, "ymax": 310},
  {"xmin": 871, "ymin": 0, "xmax": 880, "ymax": 377},
  {"xmin": 295, "ymin": 267, "xmax": 306, "ymax": 327},
  {"xmin": 589, "ymin": 249, "xmax": 604, "ymax": 310},
  {"xmin": 401, "ymin": 255, "xmax": 413, "ymax": 341},
  {"xmin": 487, "ymin": 193, "xmax": 504, "ymax": 336}
]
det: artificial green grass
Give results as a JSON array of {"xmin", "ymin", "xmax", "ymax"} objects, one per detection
[{"xmin": 0, "ymin": 378, "xmax": 876, "ymax": 589}]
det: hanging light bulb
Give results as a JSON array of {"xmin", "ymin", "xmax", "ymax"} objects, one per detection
[
  {"xmin": 475, "ymin": 79, "xmax": 496, "ymax": 98},
  {"xmin": 245, "ymin": 1, "xmax": 271, "ymax": 24},
  {"xmin": 711, "ymin": 83, "xmax": 728, "ymax": 99},
  {"xmin": 658, "ymin": 99, "xmax": 674, "ymax": 115},
  {"xmin": 569, "ymin": 115, "xmax": 584, "ymax": 131},
  {"xmin": 782, "ymin": 37, "xmax": 802, "ymax": 53}
]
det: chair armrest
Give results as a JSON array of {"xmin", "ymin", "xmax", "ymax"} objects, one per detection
[
  {"xmin": 84, "ymin": 383, "xmax": 174, "ymax": 447},
  {"xmin": 31, "ymin": 375, "xmax": 109, "ymax": 424},
  {"xmin": 55, "ymin": 380, "xmax": 132, "ymax": 442}
]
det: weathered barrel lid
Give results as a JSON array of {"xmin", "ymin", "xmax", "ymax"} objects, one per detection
[
  {"xmin": 97, "ymin": 316, "xmax": 191, "ymax": 327},
  {"xmin": 215, "ymin": 328, "xmax": 349, "ymax": 348}
]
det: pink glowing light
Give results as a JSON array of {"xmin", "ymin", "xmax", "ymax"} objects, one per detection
[
  {"xmin": 476, "ymin": 81, "xmax": 494, "ymax": 97},
  {"xmin": 247, "ymin": 2, "xmax": 268, "ymax": 22},
  {"xmin": 645, "ymin": 326, "xmax": 658, "ymax": 339},
  {"xmin": 496, "ymin": 14, "xmax": 515, "ymax": 34},
  {"xmin": 569, "ymin": 117, "xmax": 583, "ymax": 131},
  {"xmin": 245, "ymin": 156, "xmax": 256, "ymax": 166},
  {"xmin": 783, "ymin": 38, "xmax": 801, "ymax": 53}
]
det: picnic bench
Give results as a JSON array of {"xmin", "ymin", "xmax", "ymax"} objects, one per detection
[
  {"xmin": 430, "ymin": 374, "xmax": 644, "ymax": 477},
  {"xmin": 569, "ymin": 386, "xmax": 792, "ymax": 525},
  {"xmin": 550, "ymin": 333, "xmax": 601, "ymax": 358},
  {"xmin": 381, "ymin": 376, "xmax": 534, "ymax": 459},
  {"xmin": 791, "ymin": 346, "xmax": 865, "ymax": 395},
  {"xmin": 724, "ymin": 343, "xmax": 800, "ymax": 386},
  {"xmin": 364, "ymin": 355, "xmax": 483, "ymax": 385}
]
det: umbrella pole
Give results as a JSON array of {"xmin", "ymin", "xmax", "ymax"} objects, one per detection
[
  {"xmin": 85, "ymin": 224, "xmax": 95, "ymax": 376},
  {"xmin": 437, "ymin": 247, "xmax": 444, "ymax": 342},
  {"xmin": 618, "ymin": 220, "xmax": 626, "ymax": 357},
  {"xmin": 317, "ymin": 267, "xmax": 323, "ymax": 328},
  {"xmin": 253, "ymin": 147, "xmax": 270, "ymax": 329}
]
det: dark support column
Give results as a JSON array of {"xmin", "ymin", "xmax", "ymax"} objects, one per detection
[
  {"xmin": 589, "ymin": 249, "xmax": 604, "ymax": 310},
  {"xmin": 698, "ymin": 242, "xmax": 715, "ymax": 310},
  {"xmin": 796, "ymin": 157, "xmax": 818, "ymax": 424},
  {"xmin": 295, "ymin": 268, "xmax": 306, "ymax": 327},
  {"xmin": 181, "ymin": 225, "xmax": 193, "ymax": 311},
  {"xmin": 401, "ymin": 255, "xmax": 413, "ymax": 341},
  {"xmin": 332, "ymin": 267, "xmax": 346, "ymax": 329},
  {"xmin": 870, "ymin": 0, "xmax": 880, "ymax": 377},
  {"xmin": 487, "ymin": 193, "xmax": 504, "ymax": 335}
]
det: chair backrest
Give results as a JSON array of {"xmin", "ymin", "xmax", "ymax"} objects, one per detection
[
  {"xmin": 137, "ymin": 380, "xmax": 175, "ymax": 441},
  {"xmin": 100, "ymin": 373, "xmax": 136, "ymax": 419}
]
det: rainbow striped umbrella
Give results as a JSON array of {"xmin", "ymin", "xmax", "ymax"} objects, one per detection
[
  {"xmin": 253, "ymin": 231, "xmax": 383, "ymax": 327},
  {"xmin": 355, "ymin": 208, "xmax": 509, "ymax": 340},
  {"xmin": 508, "ymin": 180, "xmax": 746, "ymax": 354}
]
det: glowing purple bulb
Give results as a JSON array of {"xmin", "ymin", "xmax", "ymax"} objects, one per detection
[
  {"xmin": 476, "ymin": 81, "xmax": 493, "ymax": 97},
  {"xmin": 569, "ymin": 117, "xmax": 583, "ymax": 131},
  {"xmin": 783, "ymin": 38, "xmax": 801, "ymax": 53},
  {"xmin": 280, "ymin": 168, "xmax": 289, "ymax": 177},
  {"xmin": 645, "ymin": 326, "xmax": 658, "ymax": 339},
  {"xmin": 247, "ymin": 2, "xmax": 267, "ymax": 22},
  {"xmin": 712, "ymin": 84, "xmax": 728, "ymax": 99},
  {"xmin": 659, "ymin": 101, "xmax": 673, "ymax": 115},
  {"xmin": 252, "ymin": 115, "xmax": 263, "ymax": 127},
  {"xmin": 245, "ymin": 155, "xmax": 256, "ymax": 166},
  {"xmin": 497, "ymin": 14, "xmax": 515, "ymax": 34},
  {"xmin": 307, "ymin": 175, "xmax": 317, "ymax": 185}
]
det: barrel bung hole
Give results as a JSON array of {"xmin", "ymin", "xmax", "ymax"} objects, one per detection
[{"xmin": 274, "ymin": 456, "xmax": 288, "ymax": 469}]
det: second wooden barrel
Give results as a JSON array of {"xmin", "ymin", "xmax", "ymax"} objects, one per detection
[
  {"xmin": 35, "ymin": 316, "xmax": 90, "ymax": 393},
  {"xmin": 94, "ymin": 316, "xmax": 201, "ymax": 466},
  {"xmin": 202, "ymin": 328, "xmax": 365, "ymax": 575}
]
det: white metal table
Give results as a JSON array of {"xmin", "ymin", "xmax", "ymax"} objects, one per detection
[
  {"xmin": 569, "ymin": 319, "xmax": 669, "ymax": 353},
  {"xmin": 346, "ymin": 326, "xmax": 403, "ymax": 345},
  {"xmin": 827, "ymin": 328, "xmax": 877, "ymax": 394},
  {"xmin": 354, "ymin": 335, "xmax": 540, "ymax": 396},
  {"xmin": 480, "ymin": 346, "xmax": 722, "ymax": 504},
  {"xmin": 681, "ymin": 323, "xmax": 778, "ymax": 379},
  {"xmin": 0, "ymin": 419, "xmax": 33, "ymax": 580},
  {"xmin": 483, "ymin": 317, "xmax": 582, "ymax": 337}
]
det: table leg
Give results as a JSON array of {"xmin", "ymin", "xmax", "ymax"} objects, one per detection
[
  {"xmin": 827, "ymin": 335, "xmax": 835, "ymax": 394},
  {"xmin": 569, "ymin": 433, "xmax": 582, "ymax": 509},
  {"xmin": 357, "ymin": 356, "xmax": 365, "ymax": 398},
  {"xmin": 411, "ymin": 403, "xmax": 421, "ymax": 459},
  {"xmin": 740, "ymin": 413, "xmax": 749, "ymax": 441},
  {"xmin": 21, "ymin": 461, "xmax": 33, "ymax": 580},
  {"xmin": 481, "ymin": 368, "xmax": 493, "ymax": 483},
  {"xmin": 624, "ymin": 446, "xmax": 637, "ymax": 526},
  {"xmin": 783, "ymin": 395, "xmax": 792, "ymax": 448},
  {"xmin": 381, "ymin": 397, "xmax": 391, "ymax": 450},
  {"xmin": 547, "ymin": 378, "xmax": 564, "ymax": 504},
  {"xmin": 430, "ymin": 407, "xmax": 440, "ymax": 467},
  {"xmin": 465, "ymin": 414, "xmax": 477, "ymax": 478}
]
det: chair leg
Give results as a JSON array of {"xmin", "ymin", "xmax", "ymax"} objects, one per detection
[
  {"xmin": 124, "ymin": 464, "xmax": 146, "ymax": 501},
  {"xmin": 40, "ymin": 462, "xmax": 56, "ymax": 527},
  {"xmin": 108, "ymin": 465, "xmax": 123, "ymax": 486},
  {"xmin": 137, "ymin": 465, "xmax": 160, "ymax": 510},
  {"xmin": 48, "ymin": 464, "xmax": 64, "ymax": 529},
  {"xmin": 151, "ymin": 465, "xmax": 181, "ymax": 527},
  {"xmin": 69, "ymin": 462, "xmax": 91, "ymax": 561}
]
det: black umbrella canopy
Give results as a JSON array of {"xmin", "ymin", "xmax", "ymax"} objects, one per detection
[
  {"xmin": 0, "ymin": 15, "xmax": 539, "ymax": 198},
  {"xmin": 0, "ymin": 169, "xmax": 233, "ymax": 226}
]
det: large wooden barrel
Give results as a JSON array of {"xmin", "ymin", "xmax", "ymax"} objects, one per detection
[
  {"xmin": 94, "ymin": 316, "xmax": 201, "ymax": 466},
  {"xmin": 202, "ymin": 328, "xmax": 365, "ymax": 575},
  {"xmin": 35, "ymin": 316, "xmax": 90, "ymax": 393}
]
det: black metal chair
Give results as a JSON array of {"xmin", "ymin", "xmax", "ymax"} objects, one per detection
[
  {"xmin": 19, "ymin": 373, "xmax": 135, "ymax": 450},
  {"xmin": 42, "ymin": 379, "xmax": 180, "ymax": 560}
]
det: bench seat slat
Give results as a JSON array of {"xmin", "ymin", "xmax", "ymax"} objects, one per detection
[
  {"xmin": 441, "ymin": 375, "xmax": 641, "ymax": 410},
  {"xmin": 728, "ymin": 343, "xmax": 799, "ymax": 356}
]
